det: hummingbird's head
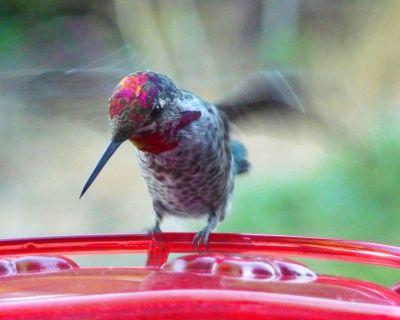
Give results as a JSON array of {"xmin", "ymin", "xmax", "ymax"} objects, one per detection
[
  {"xmin": 79, "ymin": 71, "xmax": 201, "ymax": 198},
  {"xmin": 108, "ymin": 71, "xmax": 182, "ymax": 142}
]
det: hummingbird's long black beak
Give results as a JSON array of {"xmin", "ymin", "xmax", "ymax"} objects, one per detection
[{"xmin": 79, "ymin": 140, "xmax": 123, "ymax": 199}]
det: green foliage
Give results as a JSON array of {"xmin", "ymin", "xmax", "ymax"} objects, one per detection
[{"xmin": 222, "ymin": 122, "xmax": 400, "ymax": 284}]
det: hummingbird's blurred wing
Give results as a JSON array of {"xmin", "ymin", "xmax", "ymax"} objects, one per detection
[
  {"xmin": 0, "ymin": 68, "xmax": 127, "ymax": 107},
  {"xmin": 0, "ymin": 39, "xmax": 145, "ymax": 130},
  {"xmin": 0, "ymin": 68, "xmax": 133, "ymax": 131},
  {"xmin": 215, "ymin": 70, "xmax": 306, "ymax": 123},
  {"xmin": 214, "ymin": 70, "xmax": 369, "ymax": 152}
]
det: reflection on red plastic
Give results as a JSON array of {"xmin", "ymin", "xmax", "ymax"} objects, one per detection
[
  {"xmin": 0, "ymin": 233, "xmax": 399, "ymax": 319},
  {"xmin": 141, "ymin": 254, "xmax": 400, "ymax": 306},
  {"xmin": 393, "ymin": 283, "xmax": 400, "ymax": 295},
  {"xmin": 161, "ymin": 254, "xmax": 316, "ymax": 281},
  {"xmin": 0, "ymin": 255, "xmax": 78, "ymax": 276}
]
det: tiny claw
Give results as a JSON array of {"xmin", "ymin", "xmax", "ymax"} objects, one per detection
[
  {"xmin": 192, "ymin": 228, "xmax": 211, "ymax": 253},
  {"xmin": 148, "ymin": 225, "xmax": 162, "ymax": 234},
  {"xmin": 192, "ymin": 234, "xmax": 202, "ymax": 253},
  {"xmin": 147, "ymin": 225, "xmax": 163, "ymax": 241}
]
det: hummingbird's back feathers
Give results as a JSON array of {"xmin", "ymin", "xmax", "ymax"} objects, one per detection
[{"xmin": 215, "ymin": 71, "xmax": 306, "ymax": 124}]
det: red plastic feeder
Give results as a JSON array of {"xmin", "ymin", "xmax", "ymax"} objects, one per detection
[{"xmin": 0, "ymin": 232, "xmax": 399, "ymax": 319}]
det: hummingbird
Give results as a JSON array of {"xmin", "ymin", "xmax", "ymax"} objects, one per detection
[{"xmin": 79, "ymin": 70, "xmax": 304, "ymax": 249}]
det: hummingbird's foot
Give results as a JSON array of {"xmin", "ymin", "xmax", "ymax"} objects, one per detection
[
  {"xmin": 147, "ymin": 224, "xmax": 163, "ymax": 243},
  {"xmin": 192, "ymin": 212, "xmax": 218, "ymax": 252},
  {"xmin": 192, "ymin": 227, "xmax": 211, "ymax": 252},
  {"xmin": 147, "ymin": 224, "xmax": 162, "ymax": 235},
  {"xmin": 148, "ymin": 207, "xmax": 163, "ymax": 235}
]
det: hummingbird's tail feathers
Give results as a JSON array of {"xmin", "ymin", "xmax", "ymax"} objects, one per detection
[
  {"xmin": 231, "ymin": 140, "xmax": 250, "ymax": 175},
  {"xmin": 215, "ymin": 70, "xmax": 306, "ymax": 124}
]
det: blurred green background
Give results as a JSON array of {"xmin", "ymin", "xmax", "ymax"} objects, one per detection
[{"xmin": 0, "ymin": 1, "xmax": 399, "ymax": 285}]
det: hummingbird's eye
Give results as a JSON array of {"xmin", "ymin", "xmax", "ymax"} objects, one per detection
[{"xmin": 149, "ymin": 105, "xmax": 163, "ymax": 120}]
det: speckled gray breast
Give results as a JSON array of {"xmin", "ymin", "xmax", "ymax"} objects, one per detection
[{"xmin": 136, "ymin": 95, "xmax": 234, "ymax": 221}]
